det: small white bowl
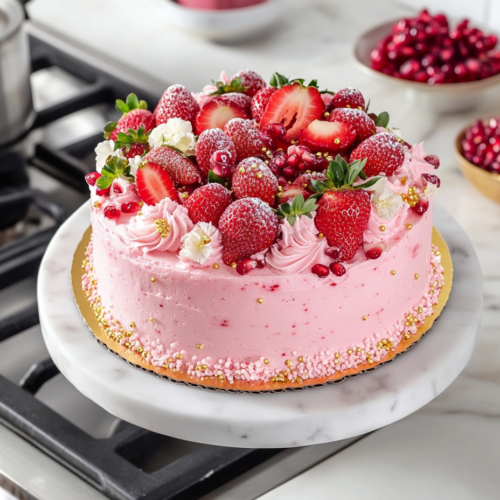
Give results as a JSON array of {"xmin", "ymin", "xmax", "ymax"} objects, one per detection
[
  {"xmin": 164, "ymin": 0, "xmax": 284, "ymax": 43},
  {"xmin": 353, "ymin": 20, "xmax": 500, "ymax": 114}
]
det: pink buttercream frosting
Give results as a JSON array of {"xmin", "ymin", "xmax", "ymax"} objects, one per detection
[
  {"xmin": 125, "ymin": 198, "xmax": 193, "ymax": 254},
  {"xmin": 266, "ymin": 213, "xmax": 329, "ymax": 274},
  {"xmin": 364, "ymin": 200, "xmax": 409, "ymax": 244},
  {"xmin": 390, "ymin": 142, "xmax": 435, "ymax": 192}
]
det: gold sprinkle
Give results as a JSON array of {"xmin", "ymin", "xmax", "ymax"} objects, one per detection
[
  {"xmin": 406, "ymin": 223, "xmax": 412, "ymax": 230},
  {"xmin": 318, "ymin": 232, "xmax": 324, "ymax": 238},
  {"xmin": 257, "ymin": 298, "xmax": 264, "ymax": 304},
  {"xmin": 93, "ymin": 201, "xmax": 100, "ymax": 208},
  {"xmin": 142, "ymin": 351, "xmax": 148, "ymax": 358},
  {"xmin": 334, "ymin": 138, "xmax": 340, "ymax": 144},
  {"xmin": 285, "ymin": 359, "xmax": 292, "ymax": 366},
  {"xmin": 197, "ymin": 344, "xmax": 203, "ymax": 349},
  {"xmin": 296, "ymin": 377, "xmax": 302, "ymax": 383},
  {"xmin": 201, "ymin": 364, "xmax": 207, "ymax": 369},
  {"xmin": 324, "ymin": 112, "xmax": 330, "ymax": 118},
  {"xmin": 335, "ymin": 352, "xmax": 340, "ymax": 359},
  {"xmin": 139, "ymin": 201, "xmax": 144, "ymax": 206},
  {"xmin": 380, "ymin": 225, "xmax": 386, "ymax": 232},
  {"xmin": 213, "ymin": 263, "xmax": 219, "ymax": 269},
  {"xmin": 168, "ymin": 358, "xmax": 173, "ymax": 363},
  {"xmin": 270, "ymin": 377, "xmax": 277, "ymax": 383},
  {"xmin": 256, "ymin": 172, "xmax": 263, "ymax": 179},
  {"xmin": 137, "ymin": 347, "xmax": 144, "ymax": 353},
  {"xmin": 298, "ymin": 356, "xmax": 304, "ymax": 363},
  {"xmin": 414, "ymin": 274, "xmax": 419, "ymax": 280},
  {"xmin": 417, "ymin": 307, "xmax": 423, "ymax": 313},
  {"xmin": 239, "ymin": 167, "xmax": 245, "ymax": 173},
  {"xmin": 261, "ymin": 147, "xmax": 267, "ymax": 152},
  {"xmin": 177, "ymin": 353, "xmax": 183, "ymax": 359},
  {"xmin": 435, "ymin": 251, "xmax": 441, "ymax": 256},
  {"xmin": 138, "ymin": 211, "xmax": 142, "ymax": 215},
  {"xmin": 391, "ymin": 270, "xmax": 396, "ymax": 275},
  {"xmin": 356, "ymin": 347, "xmax": 362, "ymax": 353},
  {"xmin": 264, "ymin": 359, "xmax": 269, "ymax": 364},
  {"xmin": 151, "ymin": 277, "xmax": 156, "ymax": 282},
  {"xmin": 326, "ymin": 156, "xmax": 333, "ymax": 161},
  {"xmin": 251, "ymin": 163, "xmax": 259, "ymax": 170},
  {"xmin": 404, "ymin": 332, "xmax": 411, "ymax": 339},
  {"xmin": 181, "ymin": 192, "xmax": 189, "ymax": 199},
  {"xmin": 202, "ymin": 236, "xmax": 211, "ymax": 244},
  {"xmin": 219, "ymin": 374, "xmax": 225, "ymax": 381},
  {"xmin": 347, "ymin": 349, "xmax": 353, "ymax": 355},
  {"xmin": 362, "ymin": 316, "xmax": 367, "ymax": 321},
  {"xmin": 149, "ymin": 317, "xmax": 154, "ymax": 322},
  {"xmin": 231, "ymin": 262, "xmax": 237, "ymax": 269},
  {"xmin": 163, "ymin": 363, "xmax": 168, "ymax": 369},
  {"xmin": 323, "ymin": 152, "xmax": 329, "ymax": 157}
]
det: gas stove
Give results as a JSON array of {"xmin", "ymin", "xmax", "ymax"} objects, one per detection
[{"xmin": 0, "ymin": 21, "xmax": 360, "ymax": 500}]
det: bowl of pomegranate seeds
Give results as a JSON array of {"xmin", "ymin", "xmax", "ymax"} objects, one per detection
[
  {"xmin": 456, "ymin": 117, "xmax": 500, "ymax": 203},
  {"xmin": 354, "ymin": 9, "xmax": 500, "ymax": 113}
]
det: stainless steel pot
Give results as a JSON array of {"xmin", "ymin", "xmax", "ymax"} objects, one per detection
[{"xmin": 0, "ymin": 0, "xmax": 33, "ymax": 147}]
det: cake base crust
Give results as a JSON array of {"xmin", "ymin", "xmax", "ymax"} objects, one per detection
[{"xmin": 72, "ymin": 225, "xmax": 453, "ymax": 393}]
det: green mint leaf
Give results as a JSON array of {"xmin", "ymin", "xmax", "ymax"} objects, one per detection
[
  {"xmin": 115, "ymin": 99, "xmax": 129, "ymax": 114},
  {"xmin": 375, "ymin": 111, "xmax": 390, "ymax": 128},
  {"xmin": 126, "ymin": 93, "xmax": 139, "ymax": 110},
  {"xmin": 96, "ymin": 176, "xmax": 113, "ymax": 190}
]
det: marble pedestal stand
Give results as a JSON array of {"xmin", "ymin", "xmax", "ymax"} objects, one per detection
[{"xmin": 38, "ymin": 203, "xmax": 482, "ymax": 448}]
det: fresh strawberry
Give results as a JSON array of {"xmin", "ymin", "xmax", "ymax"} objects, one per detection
[
  {"xmin": 299, "ymin": 120, "xmax": 356, "ymax": 153},
  {"xmin": 110, "ymin": 109, "xmax": 155, "ymax": 141},
  {"xmin": 144, "ymin": 146, "xmax": 201, "ymax": 185},
  {"xmin": 280, "ymin": 184, "xmax": 310, "ymax": 203},
  {"xmin": 195, "ymin": 100, "xmax": 249, "ymax": 136},
  {"xmin": 332, "ymin": 88, "xmax": 366, "ymax": 110},
  {"xmin": 232, "ymin": 69, "xmax": 266, "ymax": 97},
  {"xmin": 154, "ymin": 85, "xmax": 200, "ymax": 128},
  {"xmin": 125, "ymin": 143, "xmax": 149, "ymax": 159},
  {"xmin": 312, "ymin": 156, "xmax": 378, "ymax": 261},
  {"xmin": 113, "ymin": 126, "xmax": 151, "ymax": 158},
  {"xmin": 104, "ymin": 93, "xmax": 155, "ymax": 141},
  {"xmin": 224, "ymin": 118, "xmax": 265, "ymax": 162},
  {"xmin": 260, "ymin": 83, "xmax": 324, "ymax": 141},
  {"xmin": 184, "ymin": 183, "xmax": 232, "ymax": 226},
  {"xmin": 219, "ymin": 197, "xmax": 279, "ymax": 265},
  {"xmin": 214, "ymin": 93, "xmax": 251, "ymax": 113},
  {"xmin": 251, "ymin": 87, "xmax": 277, "ymax": 122},
  {"xmin": 196, "ymin": 129, "xmax": 236, "ymax": 178},
  {"xmin": 349, "ymin": 132, "xmax": 404, "ymax": 177},
  {"xmin": 293, "ymin": 171, "xmax": 327, "ymax": 191},
  {"xmin": 232, "ymin": 157, "xmax": 278, "ymax": 205},
  {"xmin": 327, "ymin": 108, "xmax": 375, "ymax": 144},
  {"xmin": 135, "ymin": 162, "xmax": 177, "ymax": 205}
]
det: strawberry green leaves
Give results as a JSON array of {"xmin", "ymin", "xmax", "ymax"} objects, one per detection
[
  {"xmin": 113, "ymin": 126, "xmax": 150, "ymax": 154},
  {"xmin": 95, "ymin": 156, "xmax": 133, "ymax": 190},
  {"xmin": 269, "ymin": 72, "xmax": 290, "ymax": 89},
  {"xmin": 311, "ymin": 155, "xmax": 379, "ymax": 195},
  {"xmin": 269, "ymin": 72, "xmax": 334, "ymax": 95},
  {"xmin": 275, "ymin": 194, "xmax": 318, "ymax": 226},
  {"xmin": 209, "ymin": 76, "xmax": 249, "ymax": 96},
  {"xmin": 208, "ymin": 170, "xmax": 232, "ymax": 189},
  {"xmin": 374, "ymin": 111, "xmax": 390, "ymax": 128},
  {"xmin": 115, "ymin": 93, "xmax": 148, "ymax": 115}
]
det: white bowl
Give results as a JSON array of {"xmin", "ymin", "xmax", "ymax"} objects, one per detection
[
  {"xmin": 164, "ymin": 0, "xmax": 284, "ymax": 42},
  {"xmin": 353, "ymin": 20, "xmax": 500, "ymax": 114}
]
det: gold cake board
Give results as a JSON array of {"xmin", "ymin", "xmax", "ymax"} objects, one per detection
[{"xmin": 72, "ymin": 226, "xmax": 453, "ymax": 393}]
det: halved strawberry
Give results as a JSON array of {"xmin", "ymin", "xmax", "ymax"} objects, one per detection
[
  {"xmin": 136, "ymin": 162, "xmax": 177, "ymax": 206},
  {"xmin": 280, "ymin": 184, "xmax": 310, "ymax": 203},
  {"xmin": 144, "ymin": 146, "xmax": 201, "ymax": 185},
  {"xmin": 259, "ymin": 83, "xmax": 324, "ymax": 141},
  {"xmin": 195, "ymin": 100, "xmax": 249, "ymax": 135},
  {"xmin": 299, "ymin": 120, "xmax": 356, "ymax": 153}
]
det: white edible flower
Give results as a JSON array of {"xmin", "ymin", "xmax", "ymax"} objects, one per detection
[
  {"xmin": 373, "ymin": 188, "xmax": 403, "ymax": 219},
  {"xmin": 94, "ymin": 140, "xmax": 123, "ymax": 173},
  {"xmin": 179, "ymin": 222, "xmax": 218, "ymax": 265},
  {"xmin": 423, "ymin": 182, "xmax": 438, "ymax": 198},
  {"xmin": 148, "ymin": 118, "xmax": 196, "ymax": 155},
  {"xmin": 128, "ymin": 155, "xmax": 143, "ymax": 178}
]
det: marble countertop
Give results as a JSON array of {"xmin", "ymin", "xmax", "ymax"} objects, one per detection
[{"xmin": 26, "ymin": 0, "xmax": 500, "ymax": 496}]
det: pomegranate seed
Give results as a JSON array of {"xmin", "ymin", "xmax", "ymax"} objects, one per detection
[
  {"xmin": 422, "ymin": 173, "xmax": 441, "ymax": 188},
  {"xmin": 325, "ymin": 247, "xmax": 341, "ymax": 261},
  {"xmin": 283, "ymin": 166, "xmax": 296, "ymax": 180},
  {"xmin": 121, "ymin": 201, "xmax": 139, "ymax": 213},
  {"xmin": 113, "ymin": 182, "xmax": 123, "ymax": 194},
  {"xmin": 266, "ymin": 122, "xmax": 286, "ymax": 138},
  {"xmin": 236, "ymin": 258, "xmax": 257, "ymax": 275},
  {"xmin": 96, "ymin": 186, "xmax": 110, "ymax": 197},
  {"xmin": 85, "ymin": 172, "xmax": 102, "ymax": 186},
  {"xmin": 312, "ymin": 264, "xmax": 329, "ymax": 278},
  {"xmin": 412, "ymin": 198, "xmax": 430, "ymax": 215},
  {"xmin": 330, "ymin": 262, "xmax": 346, "ymax": 277},
  {"xmin": 287, "ymin": 154, "xmax": 300, "ymax": 168},
  {"xmin": 365, "ymin": 246, "xmax": 383, "ymax": 260},
  {"xmin": 261, "ymin": 131, "xmax": 276, "ymax": 150},
  {"xmin": 103, "ymin": 205, "xmax": 119, "ymax": 220},
  {"xmin": 424, "ymin": 154, "xmax": 440, "ymax": 168}
]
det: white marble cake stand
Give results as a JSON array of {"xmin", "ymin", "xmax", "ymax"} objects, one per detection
[{"xmin": 38, "ymin": 203, "xmax": 482, "ymax": 448}]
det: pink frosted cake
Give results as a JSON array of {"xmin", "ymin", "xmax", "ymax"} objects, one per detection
[{"xmin": 80, "ymin": 70, "xmax": 446, "ymax": 391}]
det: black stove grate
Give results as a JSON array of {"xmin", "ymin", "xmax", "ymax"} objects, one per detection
[{"xmin": 0, "ymin": 32, "xmax": 281, "ymax": 500}]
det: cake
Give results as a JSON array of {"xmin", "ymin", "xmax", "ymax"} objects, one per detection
[{"xmin": 78, "ymin": 70, "xmax": 448, "ymax": 391}]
